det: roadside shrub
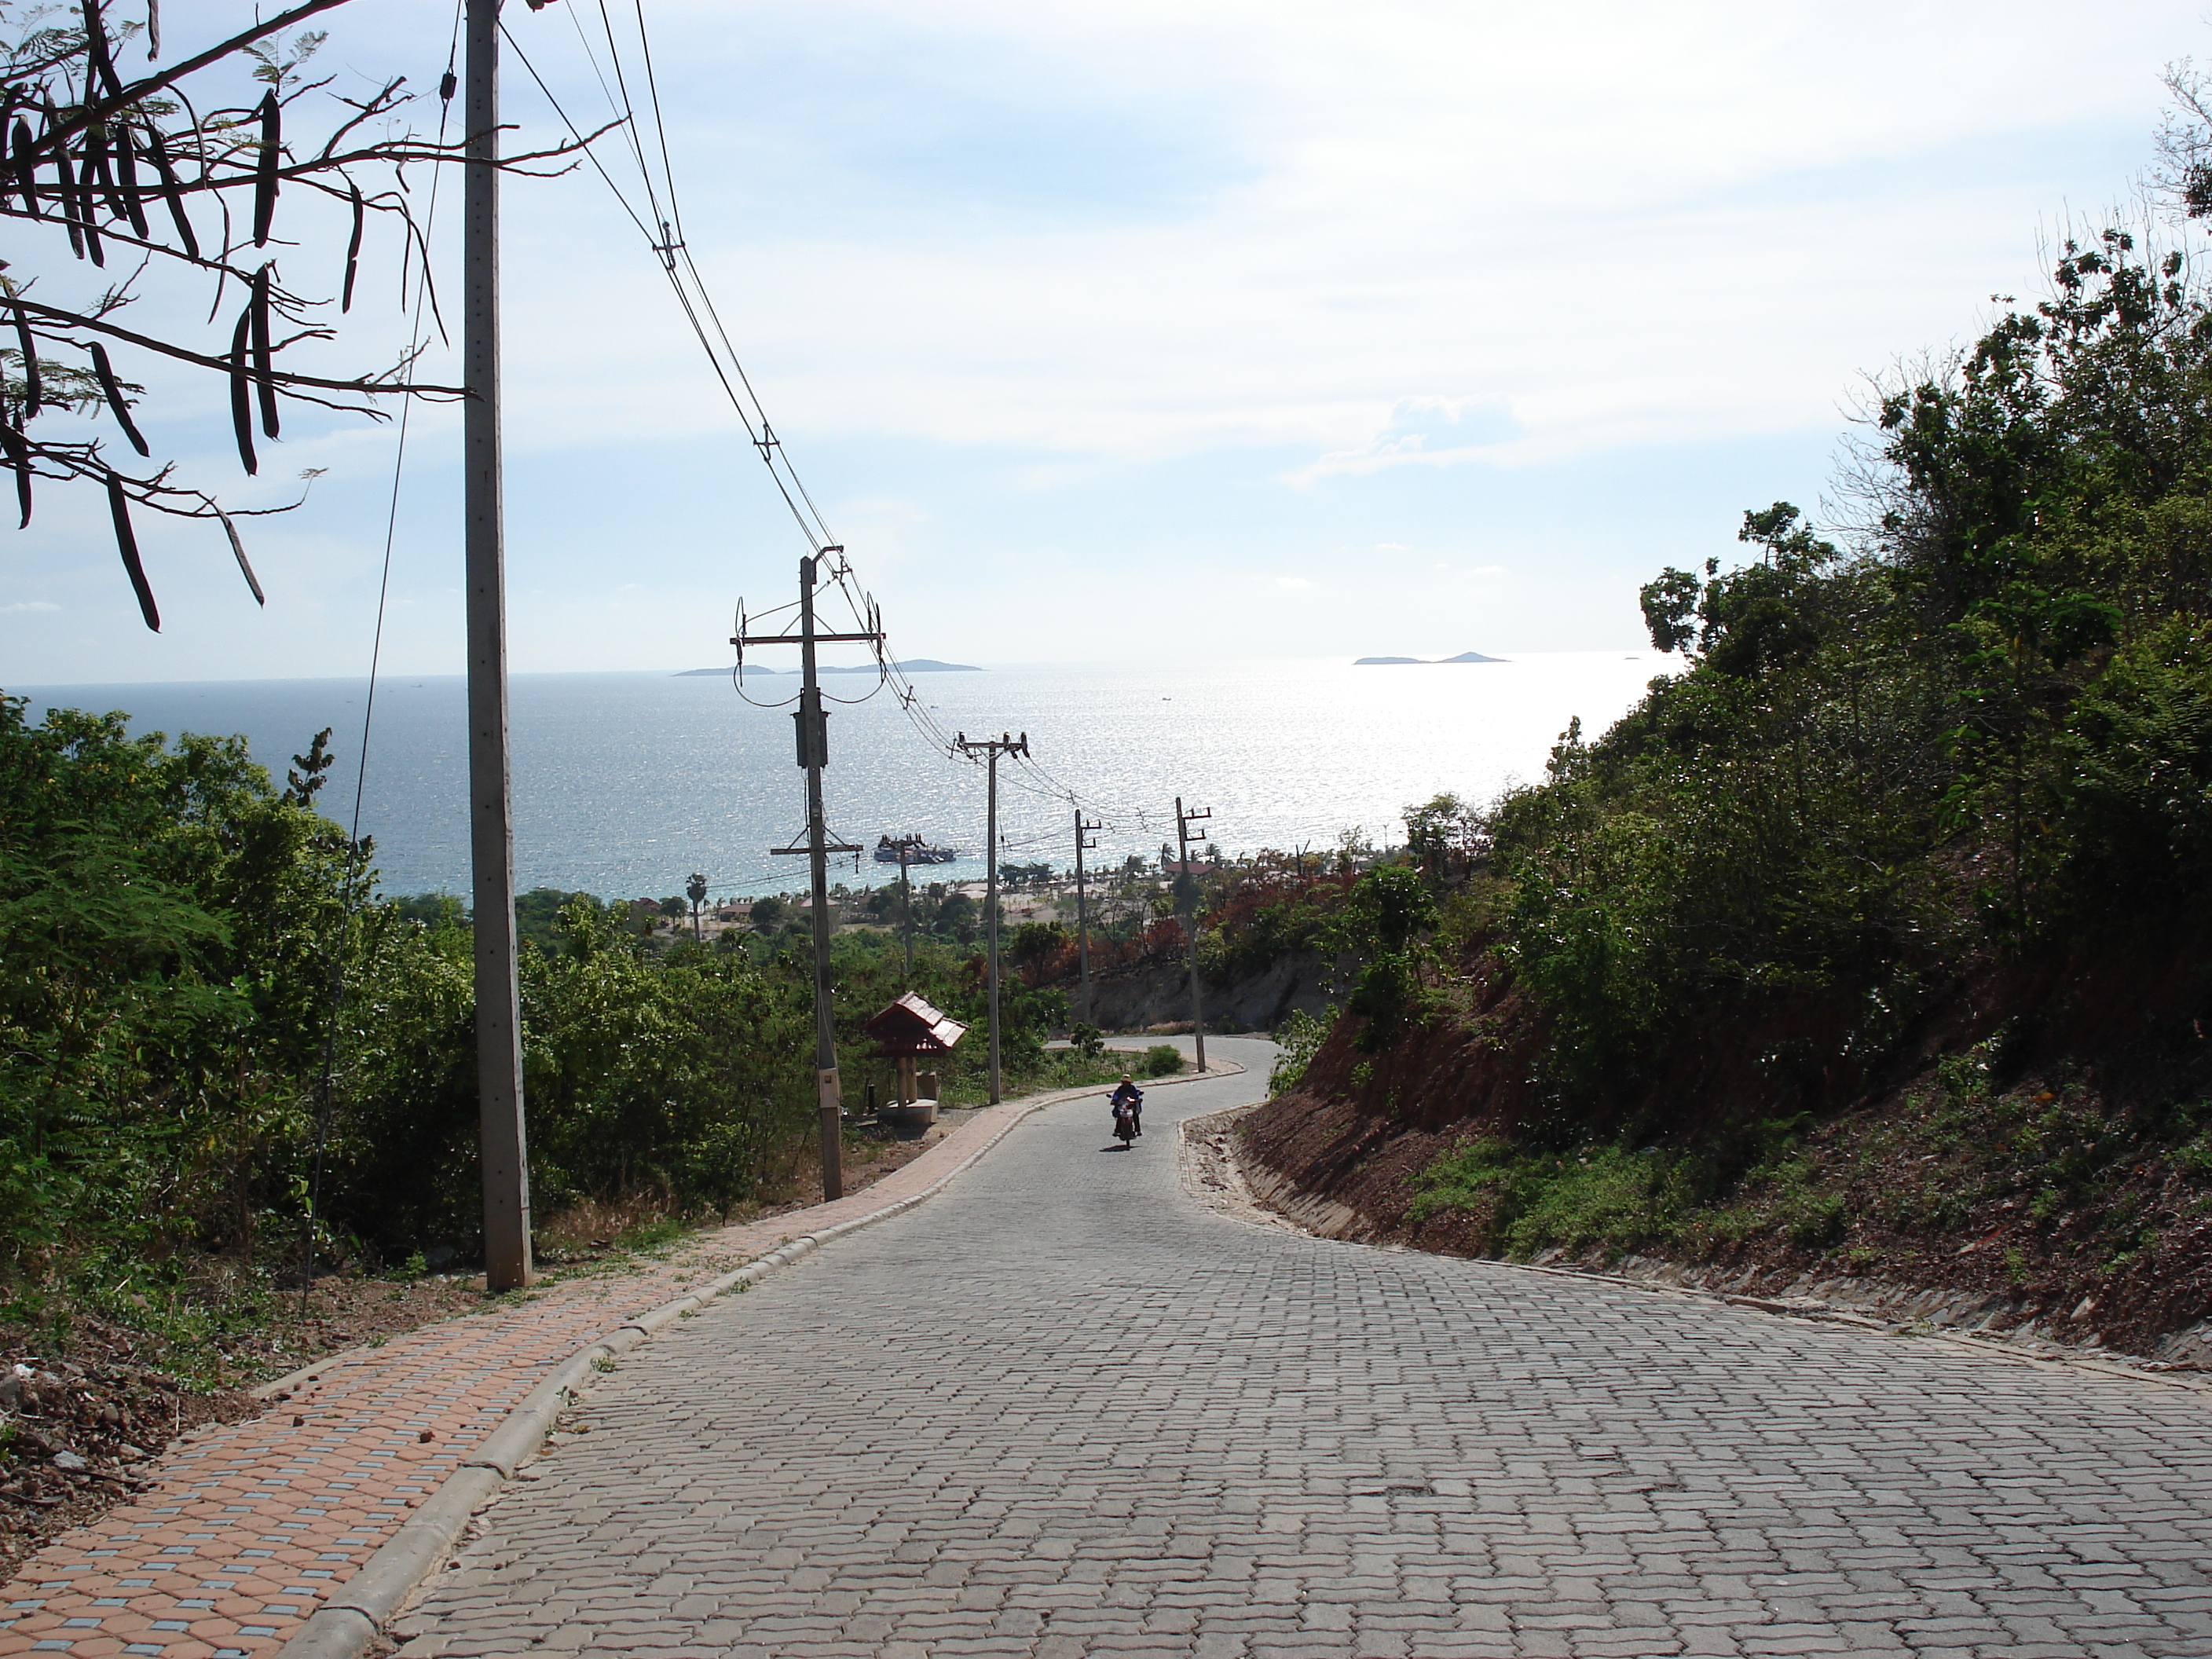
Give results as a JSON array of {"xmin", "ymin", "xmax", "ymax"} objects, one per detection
[
  {"xmin": 2057, "ymin": 618, "xmax": 2212, "ymax": 919},
  {"xmin": 1268, "ymin": 1010, "xmax": 1332, "ymax": 1095},
  {"xmin": 1141, "ymin": 1044, "xmax": 1183, "ymax": 1078}
]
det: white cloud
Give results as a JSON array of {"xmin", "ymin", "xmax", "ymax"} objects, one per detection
[
  {"xmin": 485, "ymin": 0, "xmax": 2196, "ymax": 474},
  {"xmin": 1, "ymin": 600, "xmax": 60, "ymax": 613},
  {"xmin": 5, "ymin": 0, "xmax": 2204, "ymax": 679}
]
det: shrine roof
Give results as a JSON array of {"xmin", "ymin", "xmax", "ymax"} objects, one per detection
[{"xmin": 863, "ymin": 991, "xmax": 969, "ymax": 1053}]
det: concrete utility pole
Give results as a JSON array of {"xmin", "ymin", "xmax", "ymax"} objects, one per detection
[
  {"xmin": 1174, "ymin": 797, "xmax": 1213, "ymax": 1075},
  {"xmin": 954, "ymin": 731, "xmax": 1027, "ymax": 1103},
  {"xmin": 687, "ymin": 872, "xmax": 708, "ymax": 943},
  {"xmin": 735, "ymin": 551, "xmax": 881, "ymax": 1200},
  {"xmin": 464, "ymin": 0, "xmax": 530, "ymax": 1293},
  {"xmin": 1073, "ymin": 809, "xmax": 1100, "ymax": 1027}
]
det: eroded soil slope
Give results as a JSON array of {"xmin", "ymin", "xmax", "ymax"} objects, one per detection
[{"xmin": 1238, "ymin": 947, "xmax": 2212, "ymax": 1366}]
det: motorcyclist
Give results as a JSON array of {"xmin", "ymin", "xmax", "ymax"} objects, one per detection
[{"xmin": 1109, "ymin": 1074, "xmax": 1144, "ymax": 1138}]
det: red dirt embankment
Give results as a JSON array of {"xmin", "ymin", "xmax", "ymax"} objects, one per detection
[{"xmin": 1236, "ymin": 943, "xmax": 2212, "ymax": 1365}]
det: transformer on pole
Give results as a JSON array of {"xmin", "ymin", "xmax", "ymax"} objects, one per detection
[{"xmin": 735, "ymin": 552, "xmax": 882, "ymax": 1199}]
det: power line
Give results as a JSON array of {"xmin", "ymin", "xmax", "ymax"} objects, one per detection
[
  {"xmin": 505, "ymin": 14, "xmax": 1175, "ymax": 835},
  {"xmin": 301, "ymin": 7, "xmax": 464, "ymax": 1309},
  {"xmin": 498, "ymin": 23, "xmax": 830, "ymax": 552}
]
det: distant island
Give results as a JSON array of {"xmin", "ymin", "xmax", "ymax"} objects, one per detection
[
  {"xmin": 676, "ymin": 658, "xmax": 983, "ymax": 677},
  {"xmin": 1353, "ymin": 650, "xmax": 1503, "ymax": 665}
]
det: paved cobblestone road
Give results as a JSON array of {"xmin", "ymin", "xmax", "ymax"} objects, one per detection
[{"xmin": 395, "ymin": 1038, "xmax": 2212, "ymax": 1658}]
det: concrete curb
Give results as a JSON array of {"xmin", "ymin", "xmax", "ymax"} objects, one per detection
[{"xmin": 276, "ymin": 1059, "xmax": 1244, "ymax": 1659}]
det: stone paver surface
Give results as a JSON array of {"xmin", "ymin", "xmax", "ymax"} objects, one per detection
[
  {"xmin": 391, "ymin": 1035, "xmax": 2212, "ymax": 1658},
  {"xmin": 0, "ymin": 1082, "xmax": 1083, "ymax": 1659}
]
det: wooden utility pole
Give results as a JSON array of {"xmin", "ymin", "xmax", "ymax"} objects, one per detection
[
  {"xmin": 1073, "ymin": 809, "xmax": 1100, "ymax": 1027},
  {"xmin": 886, "ymin": 834, "xmax": 925, "ymax": 983},
  {"xmin": 465, "ymin": 0, "xmax": 530, "ymax": 1292},
  {"xmin": 954, "ymin": 731, "xmax": 1027, "ymax": 1102},
  {"xmin": 736, "ymin": 551, "xmax": 881, "ymax": 1199},
  {"xmin": 1174, "ymin": 797, "xmax": 1212, "ymax": 1075}
]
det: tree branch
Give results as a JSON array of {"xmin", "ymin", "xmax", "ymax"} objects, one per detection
[
  {"xmin": 27, "ymin": 0, "xmax": 360, "ymax": 159},
  {"xmin": 13, "ymin": 297, "xmax": 463, "ymax": 398}
]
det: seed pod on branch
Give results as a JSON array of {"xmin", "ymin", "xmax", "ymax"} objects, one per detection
[
  {"xmin": 252, "ymin": 90, "xmax": 280, "ymax": 247},
  {"xmin": 12, "ymin": 300, "xmax": 42, "ymax": 418},
  {"xmin": 10, "ymin": 117, "xmax": 37, "ymax": 217},
  {"xmin": 105, "ymin": 473, "xmax": 159, "ymax": 631},
  {"xmin": 250, "ymin": 264, "xmax": 279, "ymax": 438},
  {"xmin": 90, "ymin": 343, "xmax": 149, "ymax": 456},
  {"xmin": 214, "ymin": 506, "xmax": 265, "ymax": 605},
  {"xmin": 228, "ymin": 307, "xmax": 257, "ymax": 474},
  {"xmin": 82, "ymin": 0, "xmax": 126, "ymax": 101},
  {"xmin": 74, "ymin": 149, "xmax": 105, "ymax": 266},
  {"xmin": 86, "ymin": 125, "xmax": 127, "ymax": 225},
  {"xmin": 44, "ymin": 102, "xmax": 84, "ymax": 260},
  {"xmin": 342, "ymin": 178, "xmax": 363, "ymax": 313},
  {"xmin": 111, "ymin": 121, "xmax": 150, "ymax": 239},
  {"xmin": 141, "ymin": 126, "xmax": 198, "ymax": 260},
  {"xmin": 1, "ymin": 417, "xmax": 30, "ymax": 529}
]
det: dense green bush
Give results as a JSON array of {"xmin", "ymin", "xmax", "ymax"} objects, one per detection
[
  {"xmin": 1, "ymin": 700, "xmax": 353, "ymax": 1277},
  {"xmin": 3, "ymin": 694, "xmax": 1082, "ymax": 1293},
  {"xmin": 2056, "ymin": 618, "xmax": 2212, "ymax": 910},
  {"xmin": 313, "ymin": 899, "xmax": 817, "ymax": 1256},
  {"xmin": 1452, "ymin": 228, "xmax": 2212, "ymax": 1106},
  {"xmin": 1140, "ymin": 1044, "xmax": 1182, "ymax": 1078},
  {"xmin": 1254, "ymin": 211, "xmax": 2212, "ymax": 1267}
]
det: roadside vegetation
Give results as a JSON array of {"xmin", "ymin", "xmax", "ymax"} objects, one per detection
[
  {"xmin": 0, "ymin": 698, "xmax": 1131, "ymax": 1401},
  {"xmin": 1235, "ymin": 106, "xmax": 2212, "ymax": 1356}
]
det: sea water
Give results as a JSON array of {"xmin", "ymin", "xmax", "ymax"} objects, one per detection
[{"xmin": 13, "ymin": 654, "xmax": 1666, "ymax": 903}]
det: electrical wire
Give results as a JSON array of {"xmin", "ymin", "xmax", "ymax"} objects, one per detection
[
  {"xmin": 301, "ymin": 4, "xmax": 464, "ymax": 1310},
  {"xmin": 507, "ymin": 8, "xmax": 1170, "ymax": 833},
  {"xmin": 501, "ymin": 20, "xmax": 836, "ymax": 555}
]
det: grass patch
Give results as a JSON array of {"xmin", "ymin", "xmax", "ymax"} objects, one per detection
[
  {"xmin": 1410, "ymin": 1139, "xmax": 1691, "ymax": 1258},
  {"xmin": 1399, "ymin": 1054, "xmax": 2212, "ymax": 1302}
]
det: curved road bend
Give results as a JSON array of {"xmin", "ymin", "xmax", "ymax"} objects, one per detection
[{"xmin": 395, "ymin": 1036, "xmax": 2212, "ymax": 1658}]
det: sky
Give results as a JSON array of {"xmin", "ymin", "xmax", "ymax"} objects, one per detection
[{"xmin": 4, "ymin": 0, "xmax": 2208, "ymax": 683}]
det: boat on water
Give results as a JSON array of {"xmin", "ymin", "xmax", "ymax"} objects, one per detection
[{"xmin": 875, "ymin": 834, "xmax": 958, "ymax": 865}]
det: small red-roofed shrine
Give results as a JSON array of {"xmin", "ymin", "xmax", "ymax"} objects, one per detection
[{"xmin": 865, "ymin": 991, "xmax": 969, "ymax": 1107}]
